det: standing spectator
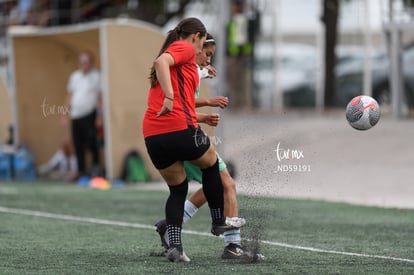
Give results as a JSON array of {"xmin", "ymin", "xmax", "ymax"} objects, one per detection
[
  {"xmin": 18, "ymin": 0, "xmax": 33, "ymax": 19},
  {"xmin": 63, "ymin": 51, "xmax": 102, "ymax": 180},
  {"xmin": 27, "ymin": 0, "xmax": 51, "ymax": 26},
  {"xmin": 226, "ymin": 0, "xmax": 258, "ymax": 109},
  {"xmin": 4, "ymin": 0, "xmax": 22, "ymax": 26},
  {"xmin": 8, "ymin": 0, "xmax": 33, "ymax": 25}
]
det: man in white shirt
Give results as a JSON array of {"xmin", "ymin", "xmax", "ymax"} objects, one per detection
[{"xmin": 63, "ymin": 51, "xmax": 102, "ymax": 179}]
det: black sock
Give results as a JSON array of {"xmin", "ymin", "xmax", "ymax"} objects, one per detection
[
  {"xmin": 201, "ymin": 159, "xmax": 224, "ymax": 224},
  {"xmin": 210, "ymin": 208, "xmax": 224, "ymax": 223},
  {"xmin": 165, "ymin": 178, "xmax": 188, "ymax": 246}
]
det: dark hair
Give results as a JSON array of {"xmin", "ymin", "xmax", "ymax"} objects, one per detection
[
  {"xmin": 149, "ymin": 17, "xmax": 207, "ymax": 87},
  {"xmin": 204, "ymin": 33, "xmax": 216, "ymax": 48}
]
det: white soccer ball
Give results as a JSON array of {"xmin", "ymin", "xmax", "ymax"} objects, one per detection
[{"xmin": 345, "ymin": 95, "xmax": 380, "ymax": 131}]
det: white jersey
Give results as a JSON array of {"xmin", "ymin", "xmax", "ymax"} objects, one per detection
[
  {"xmin": 67, "ymin": 68, "xmax": 101, "ymax": 119},
  {"xmin": 196, "ymin": 66, "xmax": 209, "ymax": 98}
]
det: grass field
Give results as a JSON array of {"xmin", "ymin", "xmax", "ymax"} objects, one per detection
[{"xmin": 1, "ymin": 181, "xmax": 413, "ymax": 274}]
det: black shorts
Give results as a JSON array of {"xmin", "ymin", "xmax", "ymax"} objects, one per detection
[{"xmin": 145, "ymin": 126, "xmax": 211, "ymax": 169}]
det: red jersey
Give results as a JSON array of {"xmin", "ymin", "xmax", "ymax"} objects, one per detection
[{"xmin": 143, "ymin": 41, "xmax": 199, "ymax": 138}]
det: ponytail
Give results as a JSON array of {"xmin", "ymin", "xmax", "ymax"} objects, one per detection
[
  {"xmin": 149, "ymin": 28, "xmax": 180, "ymax": 87},
  {"xmin": 149, "ymin": 17, "xmax": 206, "ymax": 87}
]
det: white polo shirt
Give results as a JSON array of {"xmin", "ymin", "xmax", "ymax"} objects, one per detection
[{"xmin": 67, "ymin": 68, "xmax": 101, "ymax": 119}]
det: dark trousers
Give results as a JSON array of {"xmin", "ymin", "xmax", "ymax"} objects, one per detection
[{"xmin": 71, "ymin": 110, "xmax": 99, "ymax": 175}]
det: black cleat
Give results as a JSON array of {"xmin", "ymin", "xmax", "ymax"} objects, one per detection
[
  {"xmin": 222, "ymin": 243, "xmax": 266, "ymax": 262},
  {"xmin": 155, "ymin": 220, "xmax": 190, "ymax": 262},
  {"xmin": 211, "ymin": 217, "xmax": 245, "ymax": 236},
  {"xmin": 154, "ymin": 219, "xmax": 169, "ymax": 252},
  {"xmin": 222, "ymin": 243, "xmax": 245, "ymax": 259},
  {"xmin": 211, "ymin": 223, "xmax": 238, "ymax": 236}
]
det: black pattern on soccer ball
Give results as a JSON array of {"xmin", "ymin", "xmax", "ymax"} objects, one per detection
[
  {"xmin": 346, "ymin": 100, "xmax": 363, "ymax": 123},
  {"xmin": 369, "ymin": 107, "xmax": 380, "ymax": 126}
]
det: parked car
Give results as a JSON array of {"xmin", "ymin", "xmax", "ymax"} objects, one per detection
[
  {"xmin": 254, "ymin": 42, "xmax": 318, "ymax": 108},
  {"xmin": 335, "ymin": 44, "xmax": 414, "ymax": 107},
  {"xmin": 284, "ymin": 46, "xmax": 391, "ymax": 108},
  {"xmin": 335, "ymin": 49, "xmax": 386, "ymax": 106},
  {"xmin": 253, "ymin": 43, "xmax": 373, "ymax": 108},
  {"xmin": 254, "ymin": 41, "xmax": 414, "ymax": 108}
]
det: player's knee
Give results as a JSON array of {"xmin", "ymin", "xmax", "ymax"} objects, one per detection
[
  {"xmin": 201, "ymin": 157, "xmax": 219, "ymax": 173},
  {"xmin": 194, "ymin": 146, "xmax": 217, "ymax": 170},
  {"xmin": 168, "ymin": 178, "xmax": 188, "ymax": 197},
  {"xmin": 205, "ymin": 145, "xmax": 218, "ymax": 164}
]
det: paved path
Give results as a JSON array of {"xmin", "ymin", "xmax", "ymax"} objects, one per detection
[
  {"xmin": 219, "ymin": 109, "xmax": 414, "ymax": 209},
  {"xmin": 137, "ymin": 109, "xmax": 414, "ymax": 209}
]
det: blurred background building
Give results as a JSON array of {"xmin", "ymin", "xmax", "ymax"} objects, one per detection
[
  {"xmin": 1, "ymin": 0, "xmax": 414, "ymax": 113},
  {"xmin": 1, "ymin": 0, "xmax": 414, "ymax": 181}
]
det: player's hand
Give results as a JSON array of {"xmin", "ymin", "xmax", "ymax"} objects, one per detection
[
  {"xmin": 157, "ymin": 98, "xmax": 173, "ymax": 117},
  {"xmin": 204, "ymin": 113, "xmax": 220, "ymax": 127},
  {"xmin": 205, "ymin": 65, "xmax": 217, "ymax": 78},
  {"xmin": 208, "ymin": 96, "xmax": 229, "ymax": 108}
]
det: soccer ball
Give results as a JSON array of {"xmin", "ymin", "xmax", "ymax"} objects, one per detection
[{"xmin": 346, "ymin": 95, "xmax": 380, "ymax": 130}]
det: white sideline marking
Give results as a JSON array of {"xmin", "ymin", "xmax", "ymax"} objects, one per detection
[{"xmin": 0, "ymin": 206, "xmax": 413, "ymax": 264}]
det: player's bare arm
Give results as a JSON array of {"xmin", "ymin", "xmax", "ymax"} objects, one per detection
[{"xmin": 195, "ymin": 96, "xmax": 229, "ymax": 108}]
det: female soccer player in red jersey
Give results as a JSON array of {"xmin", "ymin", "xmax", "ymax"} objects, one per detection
[{"xmin": 143, "ymin": 18, "xmax": 227, "ymax": 262}]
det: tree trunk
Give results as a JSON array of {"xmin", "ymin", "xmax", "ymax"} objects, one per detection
[{"xmin": 321, "ymin": 0, "xmax": 339, "ymax": 107}]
